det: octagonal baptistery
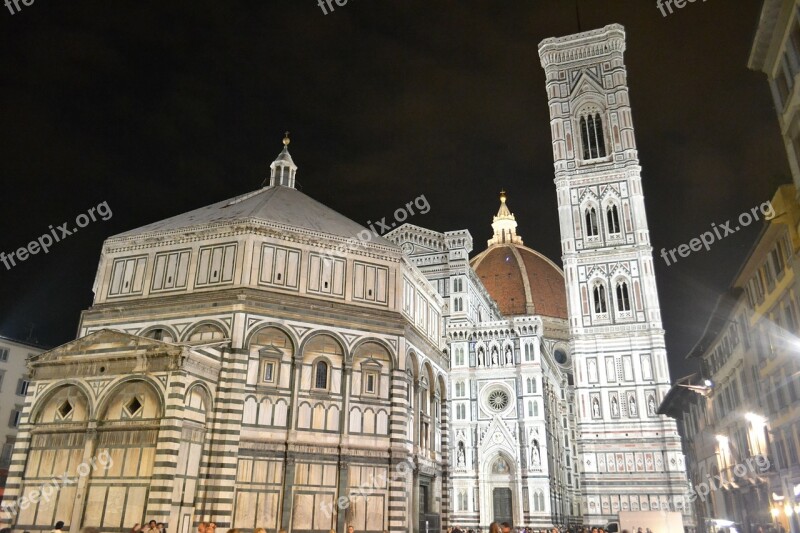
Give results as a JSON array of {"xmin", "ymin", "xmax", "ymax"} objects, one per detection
[
  {"xmin": 470, "ymin": 192, "xmax": 568, "ymax": 321},
  {"xmin": 2, "ymin": 138, "xmax": 449, "ymax": 533}
]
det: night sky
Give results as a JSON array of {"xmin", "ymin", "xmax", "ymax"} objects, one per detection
[{"xmin": 0, "ymin": 0, "xmax": 789, "ymax": 379}]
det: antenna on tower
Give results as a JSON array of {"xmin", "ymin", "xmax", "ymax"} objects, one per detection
[{"xmin": 575, "ymin": 0, "xmax": 582, "ymax": 33}]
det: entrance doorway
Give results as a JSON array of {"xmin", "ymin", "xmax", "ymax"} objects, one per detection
[{"xmin": 492, "ymin": 487, "xmax": 513, "ymax": 526}]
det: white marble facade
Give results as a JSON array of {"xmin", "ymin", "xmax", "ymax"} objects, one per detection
[{"xmin": 0, "ymin": 23, "xmax": 689, "ymax": 533}]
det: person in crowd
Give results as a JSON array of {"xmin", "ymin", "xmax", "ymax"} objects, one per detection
[
  {"xmin": 255, "ymin": 528, "xmax": 266, "ymax": 533},
  {"xmin": 51, "ymin": 521, "xmax": 65, "ymax": 533},
  {"xmin": 489, "ymin": 523, "xmax": 501, "ymax": 533},
  {"xmin": 347, "ymin": 526, "xmax": 354, "ymax": 533},
  {"xmin": 499, "ymin": 522, "xmax": 511, "ymax": 533}
]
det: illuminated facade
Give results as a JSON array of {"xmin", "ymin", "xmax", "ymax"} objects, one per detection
[
  {"xmin": 538, "ymin": 24, "xmax": 692, "ymax": 526},
  {"xmin": 0, "ymin": 24, "xmax": 691, "ymax": 533}
]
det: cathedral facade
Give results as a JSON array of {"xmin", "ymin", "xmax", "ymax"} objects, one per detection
[{"xmin": 0, "ymin": 24, "xmax": 689, "ymax": 533}]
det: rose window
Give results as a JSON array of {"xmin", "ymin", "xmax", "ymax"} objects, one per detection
[{"xmin": 487, "ymin": 389, "xmax": 509, "ymax": 411}]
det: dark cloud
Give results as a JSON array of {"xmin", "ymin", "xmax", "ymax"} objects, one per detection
[{"xmin": 0, "ymin": 0, "xmax": 787, "ymax": 379}]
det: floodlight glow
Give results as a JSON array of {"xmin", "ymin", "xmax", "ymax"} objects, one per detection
[{"xmin": 745, "ymin": 412, "xmax": 766, "ymax": 425}]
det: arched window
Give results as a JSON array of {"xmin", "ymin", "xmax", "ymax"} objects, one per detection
[
  {"xmin": 533, "ymin": 401, "xmax": 539, "ymax": 417},
  {"xmin": 143, "ymin": 327, "xmax": 174, "ymax": 343},
  {"xmin": 585, "ymin": 207, "xmax": 599, "ymax": 237},
  {"xmin": 524, "ymin": 344, "xmax": 533, "ymax": 361},
  {"xmin": 314, "ymin": 361, "xmax": 328, "ymax": 389},
  {"xmin": 616, "ymin": 281, "xmax": 631, "ymax": 312},
  {"xmin": 528, "ymin": 401, "xmax": 534, "ymax": 416},
  {"xmin": 593, "ymin": 283, "xmax": 607, "ymax": 314},
  {"xmin": 580, "ymin": 113, "xmax": 607, "ymax": 160},
  {"xmin": 606, "ymin": 204, "xmax": 621, "ymax": 234},
  {"xmin": 187, "ymin": 324, "xmax": 225, "ymax": 342},
  {"xmin": 454, "ymin": 347, "xmax": 465, "ymax": 366}
]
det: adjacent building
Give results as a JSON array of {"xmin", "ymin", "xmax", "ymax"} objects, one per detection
[
  {"xmin": 660, "ymin": 184, "xmax": 800, "ymax": 533},
  {"xmin": 750, "ymin": 0, "xmax": 800, "ymax": 203},
  {"xmin": 0, "ymin": 336, "xmax": 46, "ymax": 499}
]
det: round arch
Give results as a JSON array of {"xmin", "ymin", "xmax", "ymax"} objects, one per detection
[
  {"xmin": 30, "ymin": 380, "xmax": 94, "ymax": 422},
  {"xmin": 297, "ymin": 330, "xmax": 349, "ymax": 361},
  {"xmin": 139, "ymin": 325, "xmax": 179, "ymax": 343},
  {"xmin": 350, "ymin": 338, "xmax": 396, "ymax": 369},
  {"xmin": 95, "ymin": 376, "xmax": 166, "ymax": 420},
  {"xmin": 243, "ymin": 322, "xmax": 298, "ymax": 352},
  {"xmin": 181, "ymin": 320, "xmax": 229, "ymax": 342}
]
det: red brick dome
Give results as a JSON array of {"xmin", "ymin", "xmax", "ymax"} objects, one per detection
[
  {"xmin": 471, "ymin": 244, "xmax": 568, "ymax": 319},
  {"xmin": 471, "ymin": 191, "xmax": 567, "ymax": 319}
]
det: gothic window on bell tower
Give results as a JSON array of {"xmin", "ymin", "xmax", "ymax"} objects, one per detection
[
  {"xmin": 592, "ymin": 282, "xmax": 608, "ymax": 315},
  {"xmin": 585, "ymin": 207, "xmax": 599, "ymax": 238},
  {"xmin": 580, "ymin": 113, "xmax": 607, "ymax": 160},
  {"xmin": 606, "ymin": 204, "xmax": 621, "ymax": 235},
  {"xmin": 616, "ymin": 281, "xmax": 631, "ymax": 313}
]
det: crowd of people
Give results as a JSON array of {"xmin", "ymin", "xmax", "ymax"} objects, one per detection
[{"xmin": 448, "ymin": 523, "xmax": 638, "ymax": 533}]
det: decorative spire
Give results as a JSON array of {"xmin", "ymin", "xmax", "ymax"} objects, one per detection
[
  {"xmin": 269, "ymin": 132, "xmax": 298, "ymax": 188},
  {"xmin": 488, "ymin": 190, "xmax": 523, "ymax": 246}
]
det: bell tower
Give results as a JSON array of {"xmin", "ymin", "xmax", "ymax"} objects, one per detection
[{"xmin": 538, "ymin": 25, "xmax": 690, "ymax": 524}]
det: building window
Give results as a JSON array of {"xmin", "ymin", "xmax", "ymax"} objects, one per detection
[
  {"xmin": 8, "ymin": 405, "xmax": 22, "ymax": 428},
  {"xmin": 524, "ymin": 344, "xmax": 533, "ymax": 361},
  {"xmin": 0, "ymin": 442, "xmax": 12, "ymax": 466},
  {"xmin": 455, "ymin": 381, "xmax": 466, "ymax": 397},
  {"xmin": 143, "ymin": 328, "xmax": 175, "ymax": 343},
  {"xmin": 364, "ymin": 370, "xmax": 378, "ymax": 395},
  {"xmin": 456, "ymin": 404, "xmax": 466, "ymax": 420},
  {"xmin": 0, "ymin": 348, "xmax": 8, "ymax": 362},
  {"xmin": 453, "ymin": 278, "xmax": 464, "ymax": 293},
  {"xmin": 774, "ymin": 58, "xmax": 792, "ymax": 109},
  {"xmin": 606, "ymin": 204, "xmax": 621, "ymax": 234},
  {"xmin": 314, "ymin": 361, "xmax": 329, "ymax": 390},
  {"xmin": 15, "ymin": 379, "xmax": 29, "ymax": 397},
  {"xmin": 261, "ymin": 359, "xmax": 277, "ymax": 384},
  {"xmin": 454, "ymin": 346, "xmax": 465, "ymax": 366},
  {"xmin": 580, "ymin": 113, "xmax": 607, "ymax": 160},
  {"xmin": 593, "ymin": 283, "xmax": 608, "ymax": 314},
  {"xmin": 616, "ymin": 281, "xmax": 631, "ymax": 312},
  {"xmin": 527, "ymin": 378, "xmax": 537, "ymax": 394},
  {"xmin": 585, "ymin": 207, "xmax": 599, "ymax": 237}
]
